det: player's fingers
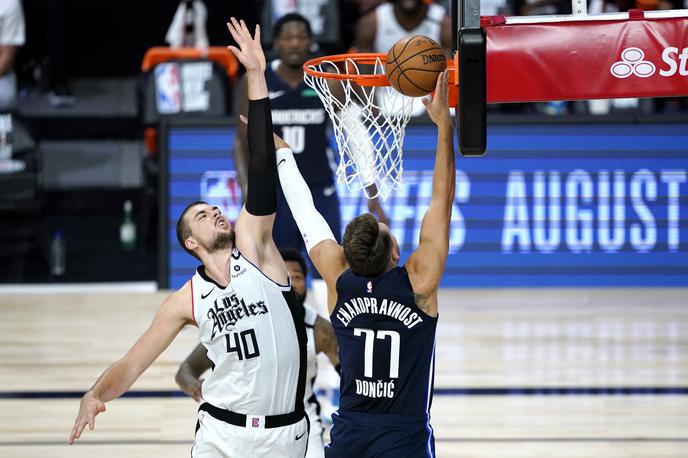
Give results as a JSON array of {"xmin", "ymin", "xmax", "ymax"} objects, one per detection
[
  {"xmin": 69, "ymin": 419, "xmax": 80, "ymax": 444},
  {"xmin": 239, "ymin": 19, "xmax": 251, "ymax": 37},
  {"xmin": 434, "ymin": 70, "xmax": 445, "ymax": 97},
  {"xmin": 253, "ymin": 24, "xmax": 261, "ymax": 43},
  {"xmin": 239, "ymin": 114, "xmax": 248, "ymax": 125},
  {"xmin": 227, "ymin": 46, "xmax": 249, "ymax": 67},
  {"xmin": 226, "ymin": 21, "xmax": 240, "ymax": 43},
  {"xmin": 88, "ymin": 413, "xmax": 96, "ymax": 430},
  {"xmin": 72, "ymin": 418, "xmax": 86, "ymax": 441}
]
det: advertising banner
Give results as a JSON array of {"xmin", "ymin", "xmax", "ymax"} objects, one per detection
[{"xmin": 163, "ymin": 122, "xmax": 688, "ymax": 289}]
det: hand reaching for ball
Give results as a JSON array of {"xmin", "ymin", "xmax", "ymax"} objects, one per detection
[{"xmin": 422, "ymin": 70, "xmax": 450, "ymax": 127}]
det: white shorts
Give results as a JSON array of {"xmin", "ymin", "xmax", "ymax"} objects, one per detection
[
  {"xmin": 305, "ymin": 413, "xmax": 324, "ymax": 458},
  {"xmin": 192, "ymin": 409, "xmax": 309, "ymax": 458}
]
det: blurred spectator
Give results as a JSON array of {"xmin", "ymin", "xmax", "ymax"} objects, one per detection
[
  {"xmin": 22, "ymin": 0, "xmax": 75, "ymax": 107},
  {"xmin": 166, "ymin": 0, "xmax": 209, "ymax": 49},
  {"xmin": 355, "ymin": 0, "xmax": 451, "ymax": 55},
  {"xmin": 356, "ymin": 0, "xmax": 451, "ymax": 116},
  {"xmin": 509, "ymin": 0, "xmax": 572, "ymax": 15},
  {"xmin": 0, "ymin": 0, "xmax": 24, "ymax": 111},
  {"xmin": 260, "ymin": 0, "xmax": 355, "ymax": 54}
]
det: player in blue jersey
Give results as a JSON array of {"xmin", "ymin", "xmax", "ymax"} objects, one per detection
[
  {"xmin": 232, "ymin": 13, "xmax": 388, "ymax": 248},
  {"xmin": 272, "ymin": 69, "xmax": 454, "ymax": 457}
]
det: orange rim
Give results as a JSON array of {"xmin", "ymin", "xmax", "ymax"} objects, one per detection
[{"xmin": 303, "ymin": 53, "xmax": 389, "ymax": 87}]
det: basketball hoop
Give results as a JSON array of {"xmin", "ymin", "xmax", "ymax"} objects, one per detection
[{"xmin": 303, "ymin": 53, "xmax": 415, "ymax": 201}]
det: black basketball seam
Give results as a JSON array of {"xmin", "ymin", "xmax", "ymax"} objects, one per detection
[
  {"xmin": 400, "ymin": 69, "xmax": 434, "ymax": 94},
  {"xmin": 386, "ymin": 40, "xmax": 403, "ymax": 83},
  {"xmin": 386, "ymin": 37, "xmax": 415, "ymax": 82},
  {"xmin": 385, "ymin": 35, "xmax": 442, "ymax": 80}
]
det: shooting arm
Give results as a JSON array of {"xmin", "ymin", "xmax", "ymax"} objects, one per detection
[
  {"xmin": 406, "ymin": 72, "xmax": 454, "ymax": 316},
  {"xmin": 232, "ymin": 76, "xmax": 250, "ymax": 198},
  {"xmin": 276, "ymin": 146, "xmax": 347, "ymax": 309}
]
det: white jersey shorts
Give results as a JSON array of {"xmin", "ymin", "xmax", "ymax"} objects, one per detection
[{"xmin": 192, "ymin": 407, "xmax": 309, "ymax": 458}]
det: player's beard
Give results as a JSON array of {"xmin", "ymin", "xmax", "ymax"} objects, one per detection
[{"xmin": 208, "ymin": 229, "xmax": 235, "ymax": 253}]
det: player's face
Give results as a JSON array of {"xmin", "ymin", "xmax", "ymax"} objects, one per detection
[
  {"xmin": 186, "ymin": 204, "xmax": 234, "ymax": 254},
  {"xmin": 379, "ymin": 222, "xmax": 400, "ymax": 267},
  {"xmin": 285, "ymin": 260, "xmax": 306, "ymax": 305},
  {"xmin": 274, "ymin": 21, "xmax": 311, "ymax": 69}
]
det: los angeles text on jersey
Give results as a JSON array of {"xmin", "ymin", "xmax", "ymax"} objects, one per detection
[
  {"xmin": 335, "ymin": 297, "xmax": 423, "ymax": 329},
  {"xmin": 208, "ymin": 293, "xmax": 268, "ymax": 339}
]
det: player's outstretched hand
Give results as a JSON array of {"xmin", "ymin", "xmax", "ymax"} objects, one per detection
[
  {"xmin": 239, "ymin": 114, "xmax": 290, "ymax": 150},
  {"xmin": 421, "ymin": 70, "xmax": 450, "ymax": 127},
  {"xmin": 226, "ymin": 17, "xmax": 265, "ymax": 74},
  {"xmin": 68, "ymin": 390, "xmax": 106, "ymax": 444}
]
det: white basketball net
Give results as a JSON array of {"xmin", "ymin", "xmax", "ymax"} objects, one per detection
[{"xmin": 304, "ymin": 56, "xmax": 414, "ymax": 201}]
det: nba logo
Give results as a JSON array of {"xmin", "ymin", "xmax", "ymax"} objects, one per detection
[
  {"xmin": 201, "ymin": 171, "xmax": 242, "ymax": 222},
  {"xmin": 367, "ymin": 281, "xmax": 373, "ymax": 293},
  {"xmin": 155, "ymin": 63, "xmax": 182, "ymax": 114},
  {"xmin": 252, "ymin": 417, "xmax": 260, "ymax": 427}
]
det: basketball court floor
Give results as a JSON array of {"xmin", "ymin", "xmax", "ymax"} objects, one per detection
[{"xmin": 1, "ymin": 287, "xmax": 686, "ymax": 457}]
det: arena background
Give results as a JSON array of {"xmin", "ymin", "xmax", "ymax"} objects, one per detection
[{"xmin": 2, "ymin": 0, "xmax": 687, "ymax": 457}]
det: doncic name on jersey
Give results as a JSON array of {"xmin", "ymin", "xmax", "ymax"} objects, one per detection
[
  {"xmin": 335, "ymin": 296, "xmax": 424, "ymax": 330},
  {"xmin": 208, "ymin": 292, "xmax": 269, "ymax": 340}
]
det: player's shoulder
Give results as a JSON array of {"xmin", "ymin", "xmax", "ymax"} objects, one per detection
[{"xmin": 162, "ymin": 280, "xmax": 195, "ymax": 322}]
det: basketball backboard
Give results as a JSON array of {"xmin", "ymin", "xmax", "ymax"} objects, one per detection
[{"xmin": 452, "ymin": 0, "xmax": 487, "ymax": 156}]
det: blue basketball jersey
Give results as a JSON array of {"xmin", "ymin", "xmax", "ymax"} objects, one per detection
[
  {"xmin": 265, "ymin": 61, "xmax": 334, "ymax": 186},
  {"xmin": 331, "ymin": 266, "xmax": 437, "ymax": 415}
]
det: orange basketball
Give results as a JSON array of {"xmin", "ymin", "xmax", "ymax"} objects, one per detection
[{"xmin": 385, "ymin": 35, "xmax": 446, "ymax": 97}]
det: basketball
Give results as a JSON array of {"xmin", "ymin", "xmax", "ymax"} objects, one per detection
[{"xmin": 384, "ymin": 35, "xmax": 446, "ymax": 97}]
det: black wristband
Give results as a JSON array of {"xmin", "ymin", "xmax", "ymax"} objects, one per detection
[{"xmin": 245, "ymin": 97, "xmax": 277, "ymax": 216}]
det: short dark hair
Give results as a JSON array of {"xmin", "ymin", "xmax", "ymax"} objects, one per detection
[
  {"xmin": 279, "ymin": 248, "xmax": 308, "ymax": 278},
  {"xmin": 273, "ymin": 13, "xmax": 312, "ymax": 40},
  {"xmin": 343, "ymin": 213, "xmax": 391, "ymax": 277},
  {"xmin": 176, "ymin": 201, "xmax": 207, "ymax": 261}
]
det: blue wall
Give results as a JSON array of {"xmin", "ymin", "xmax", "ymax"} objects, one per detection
[{"xmin": 165, "ymin": 123, "xmax": 688, "ymax": 289}]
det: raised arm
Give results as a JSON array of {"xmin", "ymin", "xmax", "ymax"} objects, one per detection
[
  {"xmin": 272, "ymin": 131, "xmax": 348, "ymax": 311},
  {"xmin": 175, "ymin": 343, "xmax": 213, "ymax": 402},
  {"xmin": 231, "ymin": 75, "xmax": 250, "ymax": 198},
  {"xmin": 405, "ymin": 71, "xmax": 454, "ymax": 317},
  {"xmin": 69, "ymin": 283, "xmax": 194, "ymax": 444},
  {"xmin": 227, "ymin": 18, "xmax": 287, "ymax": 284}
]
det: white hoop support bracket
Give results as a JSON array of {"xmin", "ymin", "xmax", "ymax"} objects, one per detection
[{"xmin": 482, "ymin": 9, "xmax": 688, "ymax": 102}]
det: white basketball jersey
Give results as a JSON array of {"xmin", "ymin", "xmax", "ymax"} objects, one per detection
[
  {"xmin": 303, "ymin": 305, "xmax": 319, "ymax": 418},
  {"xmin": 373, "ymin": 3, "xmax": 446, "ymax": 54},
  {"xmin": 192, "ymin": 248, "xmax": 305, "ymax": 415}
]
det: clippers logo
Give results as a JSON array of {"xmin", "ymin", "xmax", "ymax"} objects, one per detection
[
  {"xmin": 366, "ymin": 281, "xmax": 373, "ymax": 293},
  {"xmin": 611, "ymin": 48, "xmax": 655, "ymax": 78}
]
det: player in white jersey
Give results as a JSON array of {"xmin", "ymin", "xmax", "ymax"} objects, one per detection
[
  {"xmin": 176, "ymin": 248, "xmax": 340, "ymax": 458},
  {"xmin": 69, "ymin": 18, "xmax": 309, "ymax": 457},
  {"xmin": 355, "ymin": 0, "xmax": 451, "ymax": 116}
]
